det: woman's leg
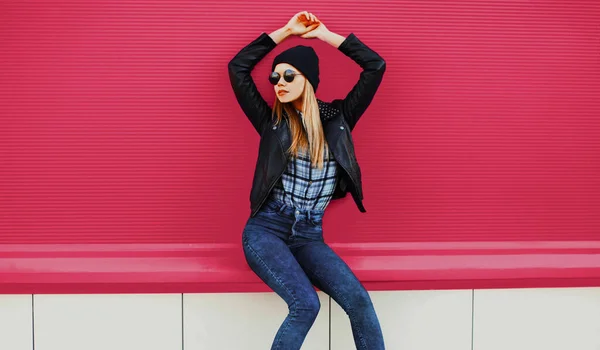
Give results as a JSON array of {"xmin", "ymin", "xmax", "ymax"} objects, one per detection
[
  {"xmin": 242, "ymin": 216, "xmax": 322, "ymax": 350},
  {"xmin": 293, "ymin": 241, "xmax": 386, "ymax": 350}
]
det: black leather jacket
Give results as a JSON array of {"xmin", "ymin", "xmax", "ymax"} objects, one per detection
[{"xmin": 228, "ymin": 32, "xmax": 386, "ymax": 217}]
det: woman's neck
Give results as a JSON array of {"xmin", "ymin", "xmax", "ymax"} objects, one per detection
[{"xmin": 292, "ymin": 99, "xmax": 303, "ymax": 112}]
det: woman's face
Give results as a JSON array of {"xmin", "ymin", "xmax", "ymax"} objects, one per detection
[{"xmin": 272, "ymin": 63, "xmax": 306, "ymax": 104}]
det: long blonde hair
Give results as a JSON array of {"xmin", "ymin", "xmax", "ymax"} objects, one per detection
[{"xmin": 272, "ymin": 81, "xmax": 329, "ymax": 169}]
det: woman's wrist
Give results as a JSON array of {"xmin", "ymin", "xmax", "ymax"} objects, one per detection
[
  {"xmin": 318, "ymin": 30, "xmax": 346, "ymax": 48},
  {"xmin": 268, "ymin": 26, "xmax": 293, "ymax": 44}
]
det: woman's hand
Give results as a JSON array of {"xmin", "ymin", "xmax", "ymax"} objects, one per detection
[
  {"xmin": 300, "ymin": 15, "xmax": 329, "ymax": 40},
  {"xmin": 285, "ymin": 11, "xmax": 320, "ymax": 36},
  {"xmin": 269, "ymin": 11, "xmax": 333, "ymax": 45},
  {"xmin": 301, "ymin": 15, "xmax": 346, "ymax": 48}
]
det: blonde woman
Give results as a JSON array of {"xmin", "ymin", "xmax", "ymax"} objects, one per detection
[{"xmin": 228, "ymin": 11, "xmax": 386, "ymax": 350}]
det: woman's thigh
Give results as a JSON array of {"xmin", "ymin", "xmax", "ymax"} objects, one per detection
[
  {"xmin": 292, "ymin": 241, "xmax": 372, "ymax": 310},
  {"xmin": 242, "ymin": 218, "xmax": 320, "ymax": 309}
]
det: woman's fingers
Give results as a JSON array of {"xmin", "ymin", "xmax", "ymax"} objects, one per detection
[
  {"xmin": 301, "ymin": 23, "xmax": 320, "ymax": 38},
  {"xmin": 300, "ymin": 11, "xmax": 319, "ymax": 23},
  {"xmin": 293, "ymin": 11, "xmax": 321, "ymax": 33}
]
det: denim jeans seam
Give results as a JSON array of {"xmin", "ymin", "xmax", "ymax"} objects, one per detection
[
  {"xmin": 242, "ymin": 239, "xmax": 297, "ymax": 349},
  {"xmin": 243, "ymin": 240, "xmax": 297, "ymax": 304},
  {"xmin": 308, "ymin": 218, "xmax": 322, "ymax": 227},
  {"xmin": 260, "ymin": 208, "xmax": 284, "ymax": 218},
  {"xmin": 305, "ymin": 265, "xmax": 369, "ymax": 349},
  {"xmin": 272, "ymin": 317, "xmax": 292, "ymax": 350}
]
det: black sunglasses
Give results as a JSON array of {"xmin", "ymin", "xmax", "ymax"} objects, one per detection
[{"xmin": 269, "ymin": 69, "xmax": 303, "ymax": 85}]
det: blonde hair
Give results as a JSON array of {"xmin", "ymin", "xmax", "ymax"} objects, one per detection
[{"xmin": 272, "ymin": 81, "xmax": 329, "ymax": 169}]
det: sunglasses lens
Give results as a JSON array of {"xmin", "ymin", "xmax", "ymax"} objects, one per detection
[
  {"xmin": 269, "ymin": 72, "xmax": 280, "ymax": 85},
  {"xmin": 283, "ymin": 70, "xmax": 296, "ymax": 83}
]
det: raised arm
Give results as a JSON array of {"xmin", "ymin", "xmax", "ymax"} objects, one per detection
[
  {"xmin": 334, "ymin": 33, "xmax": 386, "ymax": 130},
  {"xmin": 227, "ymin": 33, "xmax": 278, "ymax": 134},
  {"xmin": 302, "ymin": 19, "xmax": 386, "ymax": 130},
  {"xmin": 227, "ymin": 12, "xmax": 320, "ymax": 134}
]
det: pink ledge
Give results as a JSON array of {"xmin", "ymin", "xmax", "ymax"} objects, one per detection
[{"xmin": 1, "ymin": 241, "xmax": 600, "ymax": 294}]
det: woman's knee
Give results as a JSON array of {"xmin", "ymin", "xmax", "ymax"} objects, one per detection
[
  {"xmin": 346, "ymin": 288, "xmax": 375, "ymax": 314},
  {"xmin": 290, "ymin": 293, "xmax": 321, "ymax": 319}
]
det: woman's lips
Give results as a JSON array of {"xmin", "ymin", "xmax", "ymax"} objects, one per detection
[{"xmin": 277, "ymin": 90, "xmax": 288, "ymax": 96}]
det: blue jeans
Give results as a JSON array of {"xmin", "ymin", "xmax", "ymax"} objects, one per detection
[{"xmin": 242, "ymin": 198, "xmax": 385, "ymax": 350}]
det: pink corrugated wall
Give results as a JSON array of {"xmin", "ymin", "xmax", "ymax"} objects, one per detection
[{"xmin": 1, "ymin": 1, "xmax": 599, "ymax": 248}]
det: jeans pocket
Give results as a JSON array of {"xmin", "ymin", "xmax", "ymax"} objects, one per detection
[
  {"xmin": 260, "ymin": 200, "xmax": 281, "ymax": 214},
  {"xmin": 308, "ymin": 213, "xmax": 324, "ymax": 227}
]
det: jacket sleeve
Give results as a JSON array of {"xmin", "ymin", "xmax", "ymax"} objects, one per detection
[
  {"xmin": 331, "ymin": 33, "xmax": 386, "ymax": 131},
  {"xmin": 228, "ymin": 32, "xmax": 278, "ymax": 134}
]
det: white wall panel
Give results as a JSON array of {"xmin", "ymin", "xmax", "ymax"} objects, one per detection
[
  {"xmin": 184, "ymin": 292, "xmax": 329, "ymax": 350},
  {"xmin": 331, "ymin": 290, "xmax": 472, "ymax": 350},
  {"xmin": 0, "ymin": 295, "xmax": 32, "ymax": 350},
  {"xmin": 34, "ymin": 294, "xmax": 181, "ymax": 350},
  {"xmin": 473, "ymin": 287, "xmax": 600, "ymax": 350}
]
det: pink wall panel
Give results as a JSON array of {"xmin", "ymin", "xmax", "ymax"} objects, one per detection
[{"xmin": 1, "ymin": 1, "xmax": 599, "ymax": 291}]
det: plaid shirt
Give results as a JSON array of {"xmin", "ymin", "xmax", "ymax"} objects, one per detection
[
  {"xmin": 269, "ymin": 112, "xmax": 339, "ymax": 210},
  {"xmin": 270, "ymin": 145, "xmax": 339, "ymax": 210}
]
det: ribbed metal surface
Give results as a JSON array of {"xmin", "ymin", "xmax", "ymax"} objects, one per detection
[{"xmin": 1, "ymin": 1, "xmax": 599, "ymax": 244}]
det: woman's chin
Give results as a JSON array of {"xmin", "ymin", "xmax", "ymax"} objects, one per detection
[{"xmin": 277, "ymin": 94, "xmax": 299, "ymax": 104}]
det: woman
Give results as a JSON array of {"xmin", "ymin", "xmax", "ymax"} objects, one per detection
[{"xmin": 228, "ymin": 11, "xmax": 386, "ymax": 350}]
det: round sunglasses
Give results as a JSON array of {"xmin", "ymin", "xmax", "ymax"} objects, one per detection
[{"xmin": 269, "ymin": 69, "xmax": 303, "ymax": 85}]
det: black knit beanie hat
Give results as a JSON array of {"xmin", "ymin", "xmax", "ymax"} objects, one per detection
[{"xmin": 272, "ymin": 45, "xmax": 320, "ymax": 92}]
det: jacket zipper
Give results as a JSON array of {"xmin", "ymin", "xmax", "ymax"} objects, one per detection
[
  {"xmin": 252, "ymin": 131, "xmax": 289, "ymax": 217},
  {"xmin": 331, "ymin": 150, "xmax": 362, "ymax": 199},
  {"xmin": 252, "ymin": 164, "xmax": 287, "ymax": 217}
]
